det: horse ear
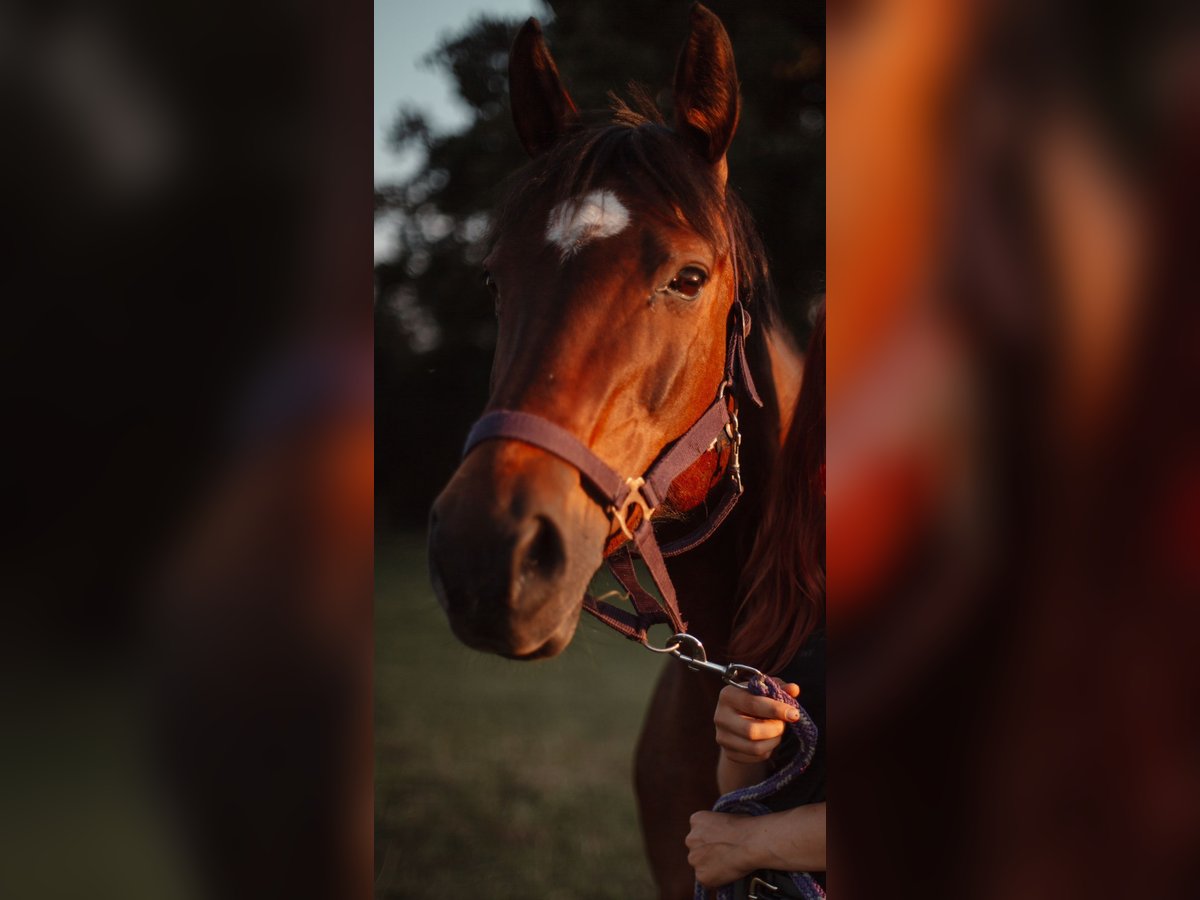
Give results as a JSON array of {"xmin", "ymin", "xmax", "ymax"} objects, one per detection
[
  {"xmin": 509, "ymin": 18, "xmax": 579, "ymax": 157},
  {"xmin": 673, "ymin": 4, "xmax": 740, "ymax": 171}
]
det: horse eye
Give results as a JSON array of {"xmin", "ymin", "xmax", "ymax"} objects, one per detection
[{"xmin": 666, "ymin": 266, "xmax": 708, "ymax": 300}]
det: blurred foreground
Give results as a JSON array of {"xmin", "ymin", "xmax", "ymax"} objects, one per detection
[
  {"xmin": 2, "ymin": 1, "xmax": 372, "ymax": 897},
  {"xmin": 828, "ymin": 0, "xmax": 1200, "ymax": 897}
]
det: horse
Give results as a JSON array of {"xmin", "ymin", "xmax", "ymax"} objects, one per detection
[{"xmin": 427, "ymin": 7, "xmax": 801, "ymax": 897}]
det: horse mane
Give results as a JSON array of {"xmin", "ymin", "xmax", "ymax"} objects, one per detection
[
  {"xmin": 489, "ymin": 88, "xmax": 780, "ymax": 327},
  {"xmin": 729, "ymin": 305, "xmax": 825, "ymax": 674}
]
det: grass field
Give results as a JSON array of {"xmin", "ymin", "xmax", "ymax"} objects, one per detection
[{"xmin": 375, "ymin": 532, "xmax": 665, "ymax": 899}]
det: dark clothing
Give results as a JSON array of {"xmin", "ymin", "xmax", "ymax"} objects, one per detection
[{"xmin": 759, "ymin": 624, "xmax": 826, "ymax": 893}]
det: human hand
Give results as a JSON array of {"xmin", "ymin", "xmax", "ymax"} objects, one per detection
[
  {"xmin": 686, "ymin": 810, "xmax": 760, "ymax": 888},
  {"xmin": 713, "ymin": 682, "xmax": 801, "ymax": 765}
]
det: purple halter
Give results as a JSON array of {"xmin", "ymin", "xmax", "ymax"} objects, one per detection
[{"xmin": 462, "ymin": 299, "xmax": 762, "ymax": 645}]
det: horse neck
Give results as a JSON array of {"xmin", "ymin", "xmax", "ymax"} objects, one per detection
[{"xmin": 667, "ymin": 318, "xmax": 796, "ymax": 660}]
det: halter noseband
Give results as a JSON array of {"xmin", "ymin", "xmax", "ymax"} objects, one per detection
[{"xmin": 461, "ymin": 293, "xmax": 762, "ymax": 646}]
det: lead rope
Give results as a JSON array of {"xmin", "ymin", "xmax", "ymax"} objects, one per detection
[
  {"xmin": 692, "ymin": 662, "xmax": 825, "ymax": 900},
  {"xmin": 642, "ymin": 634, "xmax": 822, "ymax": 900}
]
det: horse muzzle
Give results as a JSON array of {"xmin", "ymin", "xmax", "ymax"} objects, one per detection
[{"xmin": 427, "ymin": 440, "xmax": 607, "ymax": 658}]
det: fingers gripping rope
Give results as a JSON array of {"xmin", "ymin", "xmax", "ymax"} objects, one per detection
[{"xmin": 694, "ymin": 675, "xmax": 825, "ymax": 900}]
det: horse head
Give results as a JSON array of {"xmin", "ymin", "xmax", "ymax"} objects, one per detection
[{"xmin": 429, "ymin": 6, "xmax": 759, "ymax": 659}]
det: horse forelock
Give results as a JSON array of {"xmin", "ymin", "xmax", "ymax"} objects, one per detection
[{"xmin": 489, "ymin": 92, "xmax": 777, "ymax": 327}]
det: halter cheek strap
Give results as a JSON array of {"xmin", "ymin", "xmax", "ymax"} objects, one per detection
[{"xmin": 461, "ymin": 301, "xmax": 762, "ymax": 644}]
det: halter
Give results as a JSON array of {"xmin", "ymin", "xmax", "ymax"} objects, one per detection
[{"xmin": 462, "ymin": 283, "xmax": 763, "ymax": 650}]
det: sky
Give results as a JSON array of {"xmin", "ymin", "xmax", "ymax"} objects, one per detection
[{"xmin": 374, "ymin": 0, "xmax": 541, "ymax": 186}]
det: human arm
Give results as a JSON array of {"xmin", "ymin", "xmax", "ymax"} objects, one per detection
[{"xmin": 686, "ymin": 803, "xmax": 827, "ymax": 888}]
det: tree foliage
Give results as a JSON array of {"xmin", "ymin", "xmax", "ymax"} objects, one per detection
[{"xmin": 376, "ymin": 0, "xmax": 824, "ymax": 527}]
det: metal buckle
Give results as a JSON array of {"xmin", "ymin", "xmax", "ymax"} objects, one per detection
[
  {"xmin": 608, "ymin": 476, "xmax": 654, "ymax": 541},
  {"xmin": 748, "ymin": 875, "xmax": 782, "ymax": 899},
  {"xmin": 639, "ymin": 629, "xmax": 683, "ymax": 654},
  {"xmin": 642, "ymin": 632, "xmax": 765, "ymax": 690},
  {"xmin": 712, "ymin": 385, "xmax": 745, "ymax": 496},
  {"xmin": 723, "ymin": 663, "xmax": 764, "ymax": 690},
  {"xmin": 725, "ymin": 406, "xmax": 743, "ymax": 494},
  {"xmin": 671, "ymin": 634, "xmax": 726, "ymax": 676}
]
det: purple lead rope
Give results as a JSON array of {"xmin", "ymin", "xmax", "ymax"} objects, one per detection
[{"xmin": 694, "ymin": 674, "xmax": 825, "ymax": 900}]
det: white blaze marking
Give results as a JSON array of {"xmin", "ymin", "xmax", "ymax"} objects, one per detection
[{"xmin": 545, "ymin": 190, "xmax": 630, "ymax": 259}]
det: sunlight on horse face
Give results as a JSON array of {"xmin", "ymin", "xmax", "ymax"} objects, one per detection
[
  {"xmin": 429, "ymin": 6, "xmax": 744, "ymax": 659},
  {"xmin": 430, "ymin": 184, "xmax": 735, "ymax": 658}
]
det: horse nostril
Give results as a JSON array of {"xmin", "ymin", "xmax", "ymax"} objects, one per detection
[{"xmin": 517, "ymin": 514, "xmax": 566, "ymax": 583}]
